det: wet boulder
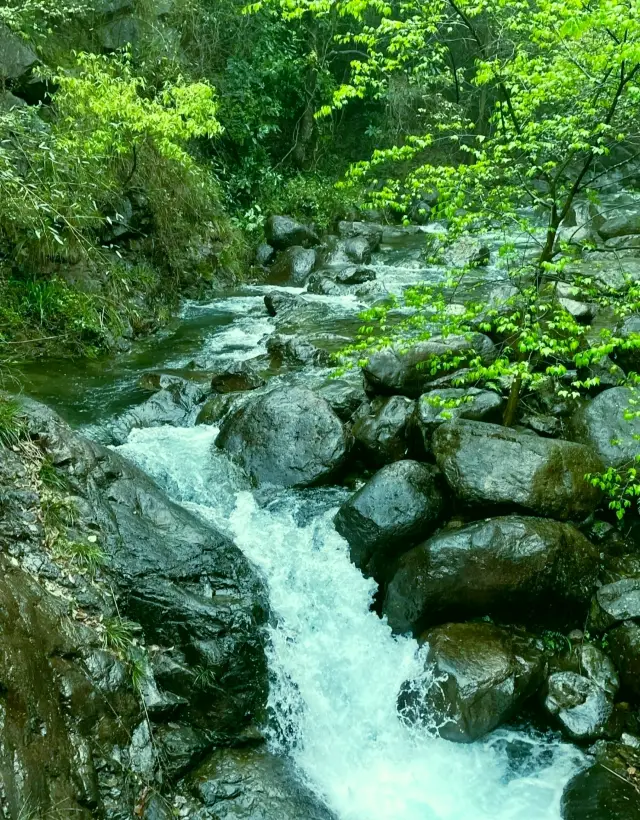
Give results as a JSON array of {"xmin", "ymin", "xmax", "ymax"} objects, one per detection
[
  {"xmin": 443, "ymin": 237, "xmax": 490, "ymax": 268},
  {"xmin": 352, "ymin": 395, "xmax": 415, "ymax": 464},
  {"xmin": 195, "ymin": 393, "xmax": 246, "ymax": 426},
  {"xmin": 316, "ymin": 377, "xmax": 368, "ymax": 421},
  {"xmin": 188, "ymin": 747, "xmax": 336, "ymax": 819},
  {"xmin": 432, "ymin": 420, "xmax": 603, "ymax": 520},
  {"xmin": 397, "ymin": 622, "xmax": 545, "ymax": 743},
  {"xmin": 562, "ymin": 742, "xmax": 640, "ymax": 820},
  {"xmin": 363, "ymin": 334, "xmax": 496, "ymax": 398},
  {"xmin": 335, "ymin": 266, "xmax": 376, "ymax": 285},
  {"xmin": 599, "ymin": 212, "xmax": 640, "ymax": 241},
  {"xmin": 336, "ymin": 220, "xmax": 383, "ymax": 252},
  {"xmin": 268, "ymin": 246, "xmax": 317, "ymax": 286},
  {"xmin": 607, "ymin": 622, "xmax": 640, "ymax": 699},
  {"xmin": 106, "ymin": 380, "xmax": 208, "ymax": 445},
  {"xmin": 216, "ymin": 386, "xmax": 350, "ymax": 488},
  {"xmin": 588, "ymin": 578, "xmax": 640, "ymax": 632},
  {"xmin": 414, "ymin": 388, "xmax": 503, "ymax": 450},
  {"xmin": 569, "ymin": 387, "xmax": 640, "ymax": 468},
  {"xmin": 383, "ymin": 515, "xmax": 599, "ymax": 635},
  {"xmin": 334, "ymin": 461, "xmax": 445, "ymax": 584},
  {"xmin": 264, "ymin": 290, "xmax": 305, "ymax": 318},
  {"xmin": 343, "ymin": 235, "xmax": 372, "ymax": 264},
  {"xmin": 255, "ymin": 243, "xmax": 276, "ymax": 266},
  {"xmin": 266, "ymin": 333, "xmax": 330, "ymax": 367},
  {"xmin": 544, "ymin": 673, "xmax": 615, "ymax": 741},
  {"xmin": 211, "ymin": 361, "xmax": 266, "ymax": 394},
  {"xmin": 265, "ymin": 215, "xmax": 319, "ymax": 250}
]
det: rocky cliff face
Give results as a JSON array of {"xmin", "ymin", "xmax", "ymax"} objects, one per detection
[{"xmin": 0, "ymin": 396, "xmax": 276, "ymax": 817}]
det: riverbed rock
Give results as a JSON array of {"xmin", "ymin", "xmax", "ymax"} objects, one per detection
[
  {"xmin": 383, "ymin": 515, "xmax": 599, "ymax": 635},
  {"xmin": 351, "ymin": 395, "xmax": 415, "ymax": 464},
  {"xmin": 188, "ymin": 747, "xmax": 336, "ymax": 819},
  {"xmin": 397, "ymin": 622, "xmax": 545, "ymax": 742},
  {"xmin": 544, "ymin": 673, "xmax": 615, "ymax": 741},
  {"xmin": 196, "ymin": 393, "xmax": 246, "ymax": 426},
  {"xmin": 444, "ymin": 237, "xmax": 491, "ymax": 268},
  {"xmin": 588, "ymin": 578, "xmax": 640, "ymax": 631},
  {"xmin": 334, "ymin": 461, "xmax": 445, "ymax": 584},
  {"xmin": 335, "ymin": 265, "xmax": 376, "ymax": 285},
  {"xmin": 363, "ymin": 334, "xmax": 496, "ymax": 398},
  {"xmin": 599, "ymin": 212, "xmax": 640, "ymax": 241},
  {"xmin": 336, "ymin": 220, "xmax": 383, "ymax": 251},
  {"xmin": 106, "ymin": 380, "xmax": 208, "ymax": 444},
  {"xmin": 414, "ymin": 388, "xmax": 504, "ymax": 450},
  {"xmin": 614, "ymin": 315, "xmax": 640, "ymax": 373},
  {"xmin": 266, "ymin": 333, "xmax": 330, "ymax": 367},
  {"xmin": 316, "ymin": 377, "xmax": 368, "ymax": 421},
  {"xmin": 211, "ymin": 361, "xmax": 266, "ymax": 393},
  {"xmin": 569, "ymin": 387, "xmax": 640, "ymax": 468},
  {"xmin": 432, "ymin": 420, "xmax": 603, "ymax": 520},
  {"xmin": 268, "ymin": 246, "xmax": 317, "ymax": 286},
  {"xmin": 562, "ymin": 742, "xmax": 640, "ymax": 819},
  {"xmin": 264, "ymin": 290, "xmax": 305, "ymax": 318},
  {"xmin": 216, "ymin": 386, "xmax": 349, "ymax": 487},
  {"xmin": 265, "ymin": 215, "xmax": 318, "ymax": 250},
  {"xmin": 607, "ymin": 622, "xmax": 640, "ymax": 699},
  {"xmin": 343, "ymin": 235, "xmax": 373, "ymax": 264},
  {"xmin": 0, "ymin": 561, "xmax": 138, "ymax": 818},
  {"xmin": 256, "ymin": 243, "xmax": 275, "ymax": 266}
]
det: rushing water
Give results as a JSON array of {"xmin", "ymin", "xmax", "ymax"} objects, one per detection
[
  {"xmin": 117, "ymin": 424, "xmax": 584, "ymax": 820},
  {"xmin": 25, "ymin": 226, "xmax": 588, "ymax": 818}
]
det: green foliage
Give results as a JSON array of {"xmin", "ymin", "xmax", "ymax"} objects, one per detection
[
  {"xmin": 53, "ymin": 535, "xmax": 106, "ymax": 576},
  {"xmin": 102, "ymin": 616, "xmax": 140, "ymax": 654},
  {"xmin": 0, "ymin": 397, "xmax": 24, "ymax": 448},
  {"xmin": 38, "ymin": 457, "xmax": 68, "ymax": 491},
  {"xmin": 53, "ymin": 51, "xmax": 222, "ymax": 167},
  {"xmin": 0, "ymin": 50, "xmax": 237, "ymax": 355},
  {"xmin": 0, "ymin": 0, "xmax": 92, "ymax": 40}
]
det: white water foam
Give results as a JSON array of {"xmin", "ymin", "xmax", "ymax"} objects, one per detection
[{"xmin": 115, "ymin": 424, "xmax": 584, "ymax": 820}]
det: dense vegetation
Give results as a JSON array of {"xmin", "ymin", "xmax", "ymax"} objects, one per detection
[{"xmin": 2, "ymin": 0, "xmax": 640, "ymax": 520}]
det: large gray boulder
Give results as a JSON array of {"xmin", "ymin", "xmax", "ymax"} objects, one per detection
[
  {"xmin": 336, "ymin": 220, "xmax": 383, "ymax": 251},
  {"xmin": 334, "ymin": 461, "xmax": 445, "ymax": 584},
  {"xmin": 268, "ymin": 246, "xmax": 317, "ymax": 286},
  {"xmin": 398, "ymin": 622, "xmax": 545, "ymax": 742},
  {"xmin": 2, "ymin": 397, "xmax": 270, "ymax": 814},
  {"xmin": 588, "ymin": 578, "xmax": 640, "ymax": 631},
  {"xmin": 544, "ymin": 672, "xmax": 615, "ymax": 741},
  {"xmin": 432, "ymin": 420, "xmax": 603, "ymax": 520},
  {"xmin": 383, "ymin": 515, "xmax": 600, "ymax": 635},
  {"xmin": 0, "ymin": 24, "xmax": 38, "ymax": 81},
  {"xmin": 265, "ymin": 215, "xmax": 318, "ymax": 250},
  {"xmin": 607, "ymin": 622, "xmax": 640, "ymax": 699},
  {"xmin": 363, "ymin": 334, "xmax": 496, "ymax": 398},
  {"xmin": 316, "ymin": 378, "xmax": 367, "ymax": 421},
  {"xmin": 569, "ymin": 387, "xmax": 640, "ymax": 468},
  {"xmin": 599, "ymin": 212, "xmax": 640, "ymax": 240},
  {"xmin": 216, "ymin": 386, "xmax": 349, "ymax": 488},
  {"xmin": 351, "ymin": 395, "xmax": 415, "ymax": 464}
]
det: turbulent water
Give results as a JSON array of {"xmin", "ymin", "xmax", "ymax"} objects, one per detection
[{"xmin": 116, "ymin": 423, "xmax": 584, "ymax": 820}]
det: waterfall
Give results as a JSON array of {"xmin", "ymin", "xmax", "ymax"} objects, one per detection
[{"xmin": 116, "ymin": 424, "xmax": 584, "ymax": 820}]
